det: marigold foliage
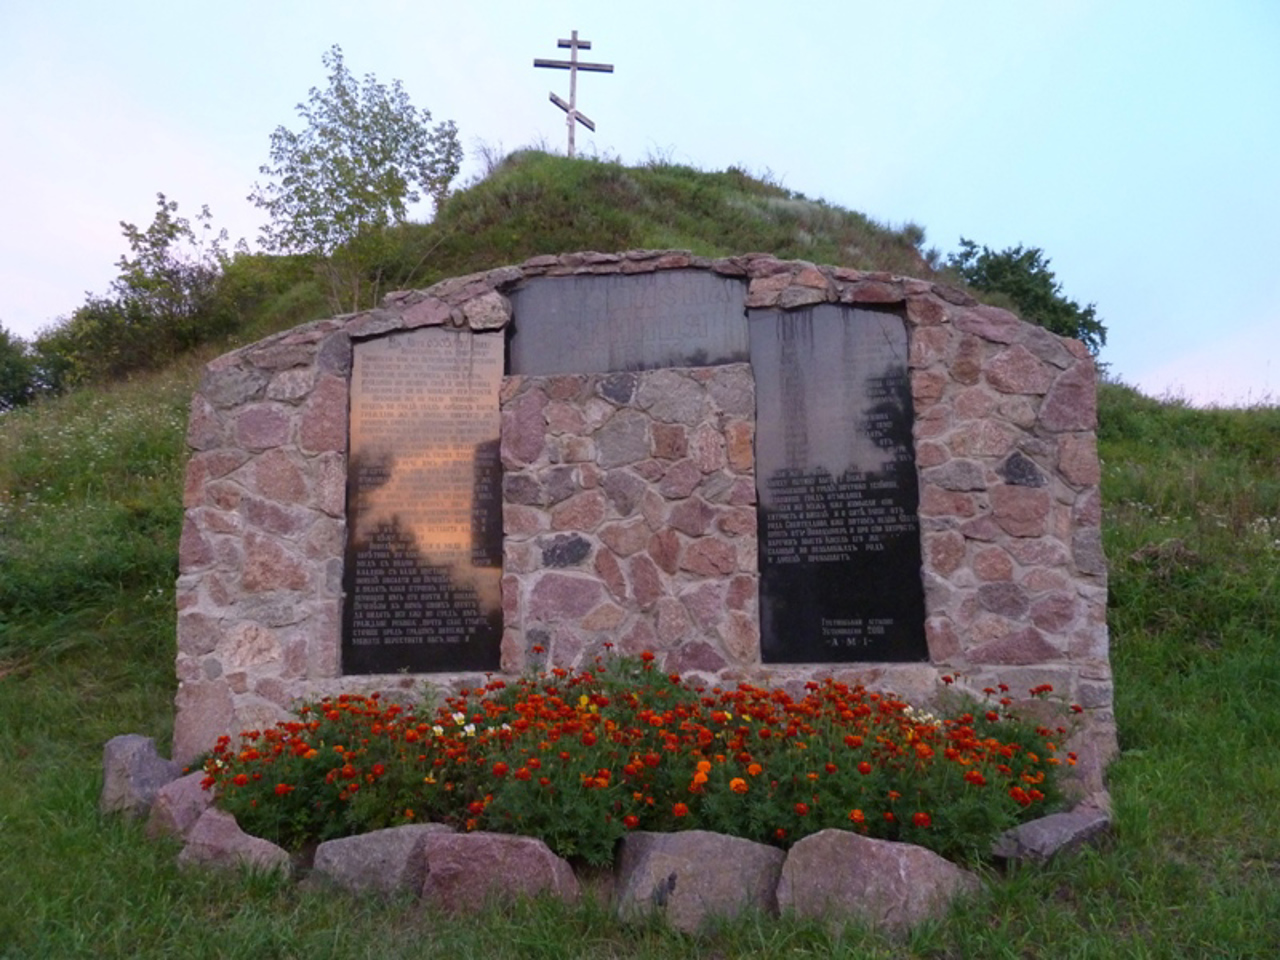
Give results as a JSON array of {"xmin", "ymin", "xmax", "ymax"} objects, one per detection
[{"xmin": 199, "ymin": 654, "xmax": 1070, "ymax": 866}]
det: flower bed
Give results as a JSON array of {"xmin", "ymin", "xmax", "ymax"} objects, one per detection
[{"xmin": 199, "ymin": 653, "xmax": 1076, "ymax": 866}]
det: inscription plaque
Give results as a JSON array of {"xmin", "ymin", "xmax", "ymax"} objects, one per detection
[
  {"xmin": 342, "ymin": 328, "xmax": 504, "ymax": 673},
  {"xmin": 508, "ymin": 270, "xmax": 749, "ymax": 374},
  {"xmin": 750, "ymin": 305, "xmax": 927, "ymax": 663}
]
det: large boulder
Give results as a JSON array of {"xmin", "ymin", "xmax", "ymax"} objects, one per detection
[
  {"xmin": 100, "ymin": 734, "xmax": 181, "ymax": 818},
  {"xmin": 777, "ymin": 829, "xmax": 981, "ymax": 934},
  {"xmin": 419, "ymin": 832, "xmax": 579, "ymax": 913},
  {"xmin": 311, "ymin": 824, "xmax": 454, "ymax": 898},
  {"xmin": 146, "ymin": 771, "xmax": 215, "ymax": 840},
  {"xmin": 614, "ymin": 830, "xmax": 785, "ymax": 934},
  {"xmin": 992, "ymin": 807, "xmax": 1111, "ymax": 862},
  {"xmin": 176, "ymin": 808, "xmax": 290, "ymax": 874}
]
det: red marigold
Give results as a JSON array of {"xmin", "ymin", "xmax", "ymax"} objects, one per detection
[
  {"xmin": 912, "ymin": 812, "xmax": 932, "ymax": 828},
  {"xmin": 232, "ymin": 773, "xmax": 249, "ymax": 787},
  {"xmin": 492, "ymin": 762, "xmax": 509, "ymax": 776},
  {"xmin": 514, "ymin": 767, "xmax": 531, "ymax": 781},
  {"xmin": 795, "ymin": 802, "xmax": 809, "ymax": 816},
  {"xmin": 964, "ymin": 770, "xmax": 987, "ymax": 787},
  {"xmin": 672, "ymin": 802, "xmax": 689, "ymax": 818},
  {"xmin": 857, "ymin": 761, "xmax": 872, "ymax": 776},
  {"xmin": 274, "ymin": 783, "xmax": 294, "ymax": 796},
  {"xmin": 848, "ymin": 809, "xmax": 865, "ymax": 824},
  {"xmin": 623, "ymin": 814, "xmax": 640, "ymax": 829}
]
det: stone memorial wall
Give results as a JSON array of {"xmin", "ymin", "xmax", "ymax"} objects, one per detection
[{"xmin": 175, "ymin": 250, "xmax": 1115, "ymax": 804}]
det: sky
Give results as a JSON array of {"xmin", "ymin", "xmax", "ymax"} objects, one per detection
[{"xmin": 1, "ymin": 1, "xmax": 1277, "ymax": 406}]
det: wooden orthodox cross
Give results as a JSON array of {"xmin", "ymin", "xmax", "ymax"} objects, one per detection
[{"xmin": 533, "ymin": 30, "xmax": 614, "ymax": 158}]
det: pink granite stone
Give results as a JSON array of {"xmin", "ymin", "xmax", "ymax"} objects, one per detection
[
  {"xmin": 906, "ymin": 296, "xmax": 947, "ymax": 327},
  {"xmin": 953, "ymin": 386, "xmax": 999, "ymax": 421},
  {"xmin": 726, "ymin": 575, "xmax": 756, "ymax": 612},
  {"xmin": 545, "ymin": 401, "xmax": 586, "ymax": 435},
  {"xmin": 648, "ymin": 529, "xmax": 682, "ymax": 575},
  {"xmin": 248, "ymin": 450, "xmax": 306, "ymax": 504},
  {"xmin": 991, "ymin": 485, "xmax": 1051, "ymax": 537},
  {"xmin": 947, "ymin": 420, "xmax": 1016, "ymax": 458},
  {"xmin": 951, "ymin": 335, "xmax": 984, "ymax": 385},
  {"xmin": 593, "ymin": 550, "xmax": 627, "ymax": 602},
  {"xmin": 919, "ymin": 487, "xmax": 977, "ymax": 518},
  {"xmin": 242, "ymin": 533, "xmax": 308, "ymax": 593},
  {"xmin": 651, "ymin": 422, "xmax": 688, "ymax": 459},
  {"xmin": 528, "ymin": 573, "xmax": 605, "ymax": 620},
  {"xmin": 551, "ymin": 490, "xmax": 607, "ymax": 532},
  {"xmin": 985, "ymin": 345, "xmax": 1053, "ymax": 395},
  {"xmin": 1057, "ymin": 435, "xmax": 1101, "ymax": 487},
  {"xmin": 716, "ymin": 506, "xmax": 756, "ymax": 538},
  {"xmin": 668, "ymin": 498, "xmax": 715, "ymax": 536},
  {"xmin": 973, "ymin": 546, "xmax": 1015, "ymax": 581},
  {"xmin": 1006, "ymin": 538, "xmax": 1070, "ymax": 567},
  {"xmin": 186, "ymin": 395, "xmax": 226, "ymax": 450},
  {"xmin": 911, "ymin": 371, "xmax": 947, "ymax": 407},
  {"xmin": 926, "ymin": 532, "xmax": 966, "ymax": 577},
  {"xmin": 504, "ymin": 505, "xmax": 547, "ymax": 536},
  {"xmin": 679, "ymin": 581, "xmax": 726, "ymax": 633},
  {"xmin": 1031, "ymin": 593, "xmax": 1078, "ymax": 632},
  {"xmin": 908, "ymin": 325, "xmax": 949, "ymax": 368},
  {"xmin": 925, "ymin": 617, "xmax": 962, "ymax": 661},
  {"xmin": 725, "ymin": 420, "xmax": 754, "ymax": 473},
  {"xmin": 656, "ymin": 598, "xmax": 692, "ymax": 645},
  {"xmin": 658, "ymin": 460, "xmax": 702, "ymax": 499},
  {"xmin": 627, "ymin": 555, "xmax": 663, "ymax": 609},
  {"xmin": 968, "ymin": 628, "xmax": 1060, "ymax": 665},
  {"xmin": 680, "ymin": 539, "xmax": 737, "ymax": 577},
  {"xmin": 955, "ymin": 304, "xmax": 1023, "ymax": 343},
  {"xmin": 1040, "ymin": 361, "xmax": 1098, "ymax": 432},
  {"xmin": 599, "ymin": 520, "xmax": 650, "ymax": 557},
  {"xmin": 915, "ymin": 441, "xmax": 948, "ymax": 468},
  {"xmin": 312, "ymin": 452, "xmax": 346, "ymax": 518},
  {"xmin": 178, "ymin": 516, "xmax": 215, "ymax": 571},
  {"xmin": 500, "ymin": 389, "xmax": 548, "ymax": 466},
  {"xmin": 689, "ymin": 424, "xmax": 727, "ymax": 473},
  {"xmin": 299, "ymin": 375, "xmax": 348, "ymax": 454}
]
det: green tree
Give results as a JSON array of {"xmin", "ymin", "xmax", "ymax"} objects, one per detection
[
  {"xmin": 249, "ymin": 45, "xmax": 463, "ymax": 311},
  {"xmin": 0, "ymin": 323, "xmax": 36, "ymax": 411},
  {"xmin": 948, "ymin": 238, "xmax": 1106, "ymax": 355},
  {"xmin": 35, "ymin": 194, "xmax": 236, "ymax": 385}
]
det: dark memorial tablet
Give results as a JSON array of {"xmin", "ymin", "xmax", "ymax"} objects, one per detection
[
  {"xmin": 342, "ymin": 328, "xmax": 504, "ymax": 673},
  {"xmin": 750, "ymin": 305, "xmax": 927, "ymax": 663},
  {"xmin": 508, "ymin": 270, "xmax": 749, "ymax": 375}
]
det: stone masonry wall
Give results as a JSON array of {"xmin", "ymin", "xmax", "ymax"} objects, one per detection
[
  {"xmin": 499, "ymin": 365, "xmax": 759, "ymax": 677},
  {"xmin": 175, "ymin": 250, "xmax": 1115, "ymax": 806}
]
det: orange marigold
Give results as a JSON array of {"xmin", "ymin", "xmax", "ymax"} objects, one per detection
[{"xmin": 729, "ymin": 778, "xmax": 748, "ymax": 794}]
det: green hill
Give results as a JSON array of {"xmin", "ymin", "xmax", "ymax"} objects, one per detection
[{"xmin": 1, "ymin": 154, "xmax": 1278, "ymax": 957}]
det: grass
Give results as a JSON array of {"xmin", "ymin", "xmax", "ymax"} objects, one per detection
[{"xmin": 2, "ymin": 153, "xmax": 1279, "ymax": 955}]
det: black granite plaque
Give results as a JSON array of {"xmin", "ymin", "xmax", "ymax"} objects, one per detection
[
  {"xmin": 507, "ymin": 271, "xmax": 749, "ymax": 374},
  {"xmin": 750, "ymin": 305, "xmax": 927, "ymax": 663},
  {"xmin": 342, "ymin": 329, "xmax": 504, "ymax": 673}
]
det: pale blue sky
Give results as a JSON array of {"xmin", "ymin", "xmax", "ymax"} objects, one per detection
[{"xmin": 1, "ymin": 0, "xmax": 1276, "ymax": 404}]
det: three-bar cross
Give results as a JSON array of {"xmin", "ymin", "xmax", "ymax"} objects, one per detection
[{"xmin": 533, "ymin": 30, "xmax": 614, "ymax": 158}]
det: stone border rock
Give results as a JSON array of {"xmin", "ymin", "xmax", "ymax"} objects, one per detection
[{"xmin": 103, "ymin": 735, "xmax": 1112, "ymax": 935}]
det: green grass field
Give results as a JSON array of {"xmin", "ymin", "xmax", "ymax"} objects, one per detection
[{"xmin": 2, "ymin": 155, "xmax": 1278, "ymax": 957}]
